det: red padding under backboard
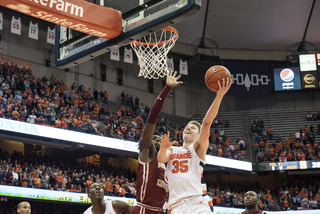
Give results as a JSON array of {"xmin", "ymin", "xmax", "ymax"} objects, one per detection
[{"xmin": 0, "ymin": 0, "xmax": 122, "ymax": 39}]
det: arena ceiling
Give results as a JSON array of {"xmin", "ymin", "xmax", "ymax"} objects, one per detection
[{"xmin": 171, "ymin": 0, "xmax": 320, "ymax": 61}]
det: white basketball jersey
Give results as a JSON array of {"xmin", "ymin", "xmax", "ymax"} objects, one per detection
[
  {"xmin": 83, "ymin": 201, "xmax": 116, "ymax": 214},
  {"xmin": 166, "ymin": 144, "xmax": 205, "ymax": 205}
]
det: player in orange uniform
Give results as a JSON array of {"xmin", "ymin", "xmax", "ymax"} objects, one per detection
[
  {"xmin": 158, "ymin": 78, "xmax": 231, "ymax": 214},
  {"xmin": 241, "ymin": 191, "xmax": 267, "ymax": 214},
  {"xmin": 130, "ymin": 71, "xmax": 182, "ymax": 214}
]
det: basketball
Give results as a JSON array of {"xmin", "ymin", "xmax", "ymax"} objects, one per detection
[{"xmin": 205, "ymin": 65, "xmax": 231, "ymax": 92}]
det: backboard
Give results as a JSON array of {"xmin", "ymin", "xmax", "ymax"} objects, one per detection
[{"xmin": 54, "ymin": 0, "xmax": 201, "ymax": 68}]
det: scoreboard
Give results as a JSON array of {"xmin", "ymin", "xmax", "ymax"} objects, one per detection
[{"xmin": 258, "ymin": 160, "xmax": 320, "ymax": 171}]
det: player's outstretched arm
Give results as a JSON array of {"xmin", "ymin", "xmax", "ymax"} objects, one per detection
[
  {"xmin": 112, "ymin": 200, "xmax": 133, "ymax": 214},
  {"xmin": 194, "ymin": 78, "xmax": 232, "ymax": 160},
  {"xmin": 139, "ymin": 71, "xmax": 183, "ymax": 163},
  {"xmin": 157, "ymin": 131, "xmax": 174, "ymax": 163}
]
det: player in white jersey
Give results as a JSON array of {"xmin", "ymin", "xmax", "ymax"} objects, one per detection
[
  {"xmin": 83, "ymin": 182, "xmax": 132, "ymax": 214},
  {"xmin": 158, "ymin": 78, "xmax": 231, "ymax": 214}
]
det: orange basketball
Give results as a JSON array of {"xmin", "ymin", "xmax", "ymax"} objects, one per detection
[{"xmin": 205, "ymin": 65, "xmax": 231, "ymax": 92}]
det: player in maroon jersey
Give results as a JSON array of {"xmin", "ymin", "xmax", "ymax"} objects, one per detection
[
  {"xmin": 130, "ymin": 71, "xmax": 182, "ymax": 214},
  {"xmin": 241, "ymin": 191, "xmax": 267, "ymax": 214},
  {"xmin": 17, "ymin": 201, "xmax": 31, "ymax": 214}
]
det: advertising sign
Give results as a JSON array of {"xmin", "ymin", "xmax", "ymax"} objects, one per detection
[
  {"xmin": 301, "ymin": 71, "xmax": 318, "ymax": 89},
  {"xmin": 273, "ymin": 67, "xmax": 301, "ymax": 91}
]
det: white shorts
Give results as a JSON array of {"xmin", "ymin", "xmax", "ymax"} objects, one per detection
[{"xmin": 168, "ymin": 195, "xmax": 212, "ymax": 214}]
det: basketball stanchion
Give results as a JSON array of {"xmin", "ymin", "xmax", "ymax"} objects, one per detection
[{"xmin": 130, "ymin": 26, "xmax": 178, "ymax": 79}]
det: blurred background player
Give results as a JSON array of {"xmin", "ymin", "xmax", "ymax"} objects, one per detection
[
  {"xmin": 17, "ymin": 201, "xmax": 31, "ymax": 214},
  {"xmin": 83, "ymin": 183, "xmax": 132, "ymax": 214},
  {"xmin": 130, "ymin": 71, "xmax": 183, "ymax": 214},
  {"xmin": 241, "ymin": 191, "xmax": 267, "ymax": 214},
  {"xmin": 158, "ymin": 78, "xmax": 232, "ymax": 214}
]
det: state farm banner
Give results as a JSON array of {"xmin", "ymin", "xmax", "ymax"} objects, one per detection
[
  {"xmin": 223, "ymin": 60, "xmax": 272, "ymax": 96},
  {"xmin": 0, "ymin": 0, "xmax": 122, "ymax": 39}
]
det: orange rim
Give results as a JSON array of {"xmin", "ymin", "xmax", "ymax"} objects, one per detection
[{"xmin": 130, "ymin": 26, "xmax": 178, "ymax": 46}]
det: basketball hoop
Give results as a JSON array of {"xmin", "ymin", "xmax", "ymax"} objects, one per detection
[{"xmin": 130, "ymin": 26, "xmax": 178, "ymax": 79}]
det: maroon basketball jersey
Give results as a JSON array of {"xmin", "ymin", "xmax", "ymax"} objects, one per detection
[{"xmin": 135, "ymin": 158, "xmax": 167, "ymax": 208}]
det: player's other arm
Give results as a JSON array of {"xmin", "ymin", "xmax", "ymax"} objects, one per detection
[
  {"xmin": 112, "ymin": 200, "xmax": 133, "ymax": 214},
  {"xmin": 194, "ymin": 78, "xmax": 232, "ymax": 160},
  {"xmin": 157, "ymin": 131, "xmax": 174, "ymax": 163},
  {"xmin": 139, "ymin": 71, "xmax": 182, "ymax": 163}
]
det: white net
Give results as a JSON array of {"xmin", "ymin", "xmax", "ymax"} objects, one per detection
[{"xmin": 130, "ymin": 27, "xmax": 178, "ymax": 79}]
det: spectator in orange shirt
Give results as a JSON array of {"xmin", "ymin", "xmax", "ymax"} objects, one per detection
[
  {"xmin": 104, "ymin": 90, "xmax": 108, "ymax": 104},
  {"xmin": 105, "ymin": 177, "xmax": 113, "ymax": 195},
  {"xmin": 114, "ymin": 180, "xmax": 120, "ymax": 196},
  {"xmin": 73, "ymin": 116, "xmax": 82, "ymax": 131},
  {"xmin": 303, "ymin": 125, "xmax": 310, "ymax": 134},
  {"xmin": 86, "ymin": 176, "xmax": 93, "ymax": 188},
  {"xmin": 259, "ymin": 140, "xmax": 265, "ymax": 149},
  {"xmin": 119, "ymin": 183, "xmax": 126, "ymax": 197},
  {"xmin": 283, "ymin": 198, "xmax": 289, "ymax": 210},
  {"xmin": 55, "ymin": 172, "xmax": 63, "ymax": 188},
  {"xmin": 12, "ymin": 107, "xmax": 20, "ymax": 120},
  {"xmin": 33, "ymin": 174, "xmax": 41, "ymax": 188},
  {"xmin": 215, "ymin": 195, "xmax": 221, "ymax": 206},
  {"xmin": 286, "ymin": 150, "xmax": 293, "ymax": 161},
  {"xmin": 217, "ymin": 146, "xmax": 223, "ymax": 157}
]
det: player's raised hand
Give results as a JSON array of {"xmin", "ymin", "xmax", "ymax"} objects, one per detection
[
  {"xmin": 217, "ymin": 77, "xmax": 232, "ymax": 97},
  {"xmin": 158, "ymin": 131, "xmax": 175, "ymax": 149},
  {"xmin": 166, "ymin": 71, "xmax": 183, "ymax": 88}
]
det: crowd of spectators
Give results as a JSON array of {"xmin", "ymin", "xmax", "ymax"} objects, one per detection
[
  {"xmin": 253, "ymin": 125, "xmax": 320, "ymax": 163},
  {"xmin": 0, "ymin": 62, "xmax": 150, "ymax": 143},
  {"xmin": 278, "ymin": 179, "xmax": 320, "ymax": 210},
  {"xmin": 208, "ymin": 179, "xmax": 320, "ymax": 210},
  {"xmin": 173, "ymin": 123, "xmax": 246, "ymax": 160},
  {"xmin": 1, "ymin": 148, "xmax": 320, "ymax": 211},
  {"xmin": 207, "ymin": 181, "xmax": 278, "ymax": 211},
  {"xmin": 0, "ymin": 62, "xmax": 245, "ymax": 161},
  {"xmin": 0, "ymin": 149, "xmax": 137, "ymax": 198},
  {"xmin": 208, "ymin": 133, "xmax": 247, "ymax": 161},
  {"xmin": 306, "ymin": 111, "xmax": 320, "ymax": 121},
  {"xmin": 252, "ymin": 116, "xmax": 320, "ymax": 163}
]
